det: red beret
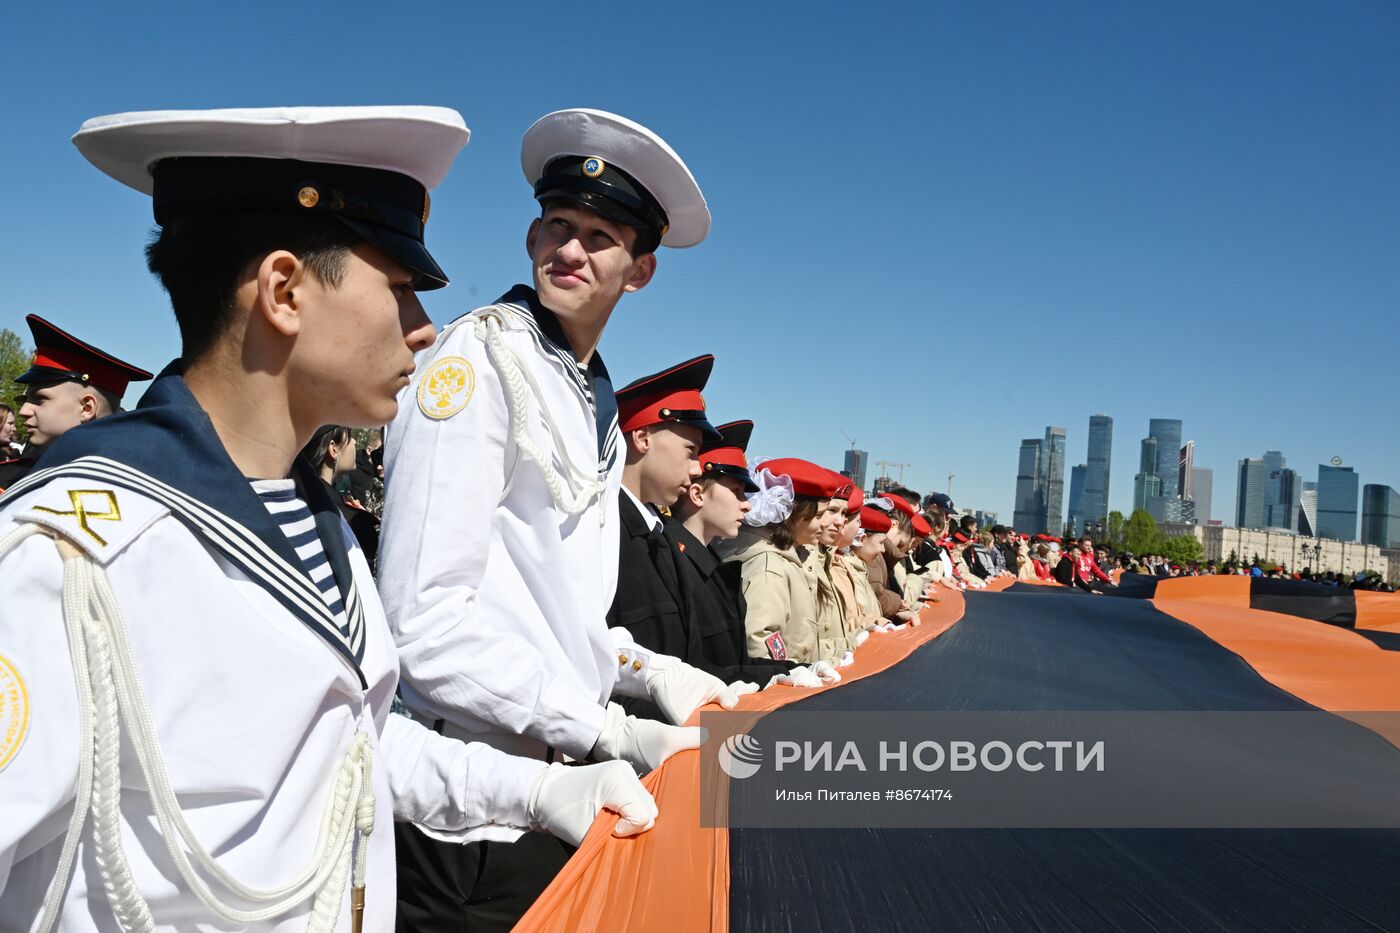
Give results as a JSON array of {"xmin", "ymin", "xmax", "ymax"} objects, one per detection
[
  {"xmin": 951, "ymin": 531, "xmax": 970, "ymax": 544},
  {"xmin": 760, "ymin": 458, "xmax": 852, "ymax": 499},
  {"xmin": 859, "ymin": 505, "xmax": 892, "ymax": 533},
  {"xmin": 846, "ymin": 486, "xmax": 864, "ymax": 514},
  {"xmin": 883, "ymin": 493, "xmax": 916, "ymax": 518},
  {"xmin": 911, "ymin": 514, "xmax": 932, "ymax": 538}
]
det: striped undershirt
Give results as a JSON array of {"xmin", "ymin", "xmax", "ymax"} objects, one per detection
[{"xmin": 250, "ymin": 478, "xmax": 348, "ymax": 633}]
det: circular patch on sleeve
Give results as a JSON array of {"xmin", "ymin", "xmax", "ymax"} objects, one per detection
[
  {"xmin": 0, "ymin": 653, "xmax": 30, "ymax": 772},
  {"xmin": 416, "ymin": 356, "xmax": 476, "ymax": 420}
]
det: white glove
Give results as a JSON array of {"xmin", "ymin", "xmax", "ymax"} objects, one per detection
[
  {"xmin": 836, "ymin": 651, "xmax": 856, "ymax": 669},
  {"xmin": 854, "ymin": 630, "xmax": 870, "ymax": 647},
  {"xmin": 730, "ymin": 680, "xmax": 761, "ymax": 697},
  {"xmin": 765, "ymin": 665, "xmax": 824, "ymax": 689},
  {"xmin": 645, "ymin": 653, "xmax": 742, "ymax": 725},
  {"xmin": 811, "ymin": 660, "xmax": 842, "ymax": 684},
  {"xmin": 527, "ymin": 761, "xmax": 658, "ymax": 847},
  {"xmin": 591, "ymin": 701, "xmax": 704, "ymax": 773}
]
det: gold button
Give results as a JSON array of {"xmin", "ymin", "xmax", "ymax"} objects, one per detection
[
  {"xmin": 632, "ymin": 660, "xmax": 643, "ymax": 671},
  {"xmin": 297, "ymin": 186, "xmax": 320, "ymax": 208},
  {"xmin": 618, "ymin": 654, "xmax": 628, "ymax": 666}
]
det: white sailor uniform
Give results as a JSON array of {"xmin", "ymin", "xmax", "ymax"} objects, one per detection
[
  {"xmin": 379, "ymin": 286, "xmax": 662, "ymax": 845},
  {"xmin": 0, "ymin": 374, "xmax": 548, "ymax": 932}
]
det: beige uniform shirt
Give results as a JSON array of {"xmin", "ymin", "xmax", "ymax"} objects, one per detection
[{"xmin": 726, "ymin": 528, "xmax": 821, "ymax": 663}]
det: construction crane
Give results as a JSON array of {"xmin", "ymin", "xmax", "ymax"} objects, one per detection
[
  {"xmin": 840, "ymin": 429, "xmax": 857, "ymax": 450},
  {"xmin": 947, "ymin": 473, "xmax": 955, "ymax": 498},
  {"xmin": 876, "ymin": 460, "xmax": 911, "ymax": 485}
]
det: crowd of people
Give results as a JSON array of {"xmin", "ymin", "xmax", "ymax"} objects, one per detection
[{"xmin": 2, "ymin": 100, "xmax": 1391, "ymax": 933}]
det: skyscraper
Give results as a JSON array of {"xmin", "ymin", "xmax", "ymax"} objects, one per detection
[
  {"xmin": 1315, "ymin": 464, "xmax": 1359, "ymax": 541},
  {"xmin": 1041, "ymin": 426, "xmax": 1067, "ymax": 537},
  {"xmin": 1361, "ymin": 484, "xmax": 1400, "ymax": 548},
  {"xmin": 1067, "ymin": 464, "xmax": 1087, "ymax": 535},
  {"xmin": 1260, "ymin": 451, "xmax": 1298, "ymax": 531},
  {"xmin": 1192, "ymin": 467, "xmax": 1213, "ymax": 524},
  {"xmin": 1014, "ymin": 438, "xmax": 1044, "ymax": 533},
  {"xmin": 1236, "ymin": 457, "xmax": 1268, "ymax": 529},
  {"xmin": 1148, "ymin": 418, "xmax": 1183, "ymax": 498},
  {"xmin": 1133, "ymin": 436, "xmax": 1161, "ymax": 514},
  {"xmin": 1083, "ymin": 415, "xmax": 1113, "ymax": 531},
  {"xmin": 1299, "ymin": 482, "xmax": 1317, "ymax": 537},
  {"xmin": 1178, "ymin": 441, "xmax": 1195, "ymax": 502},
  {"xmin": 843, "ymin": 447, "xmax": 869, "ymax": 492}
]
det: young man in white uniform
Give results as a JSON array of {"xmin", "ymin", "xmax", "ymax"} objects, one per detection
[
  {"xmin": 380, "ymin": 109, "xmax": 748, "ymax": 928},
  {"xmin": 0, "ymin": 106, "xmax": 654, "ymax": 933}
]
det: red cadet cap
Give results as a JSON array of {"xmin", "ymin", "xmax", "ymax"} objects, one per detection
[
  {"xmin": 17, "ymin": 314, "xmax": 153, "ymax": 399},
  {"xmin": 616, "ymin": 354, "xmax": 720, "ymax": 443}
]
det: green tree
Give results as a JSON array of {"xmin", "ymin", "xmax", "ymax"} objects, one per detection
[
  {"xmin": 1159, "ymin": 534, "xmax": 1203, "ymax": 565},
  {"xmin": 0, "ymin": 327, "xmax": 31, "ymax": 433},
  {"xmin": 1123, "ymin": 509, "xmax": 1162, "ymax": 554},
  {"xmin": 1105, "ymin": 511, "xmax": 1126, "ymax": 550}
]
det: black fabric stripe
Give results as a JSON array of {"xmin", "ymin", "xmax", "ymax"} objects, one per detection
[
  {"xmin": 1250, "ymin": 577, "xmax": 1358, "ymax": 627},
  {"xmin": 729, "ymin": 586, "xmax": 1400, "ymax": 932}
]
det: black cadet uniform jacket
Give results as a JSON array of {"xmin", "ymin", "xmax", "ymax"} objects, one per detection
[
  {"xmin": 664, "ymin": 517, "xmax": 794, "ymax": 683},
  {"xmin": 607, "ymin": 491, "xmax": 698, "ymax": 722},
  {"xmin": 608, "ymin": 491, "xmax": 698, "ymax": 661}
]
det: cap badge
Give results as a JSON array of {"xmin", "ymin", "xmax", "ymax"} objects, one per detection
[
  {"xmin": 422, "ymin": 191, "xmax": 431, "ymax": 225},
  {"xmin": 698, "ymin": 393, "xmax": 705, "ymax": 409},
  {"xmin": 297, "ymin": 186, "xmax": 320, "ymax": 209},
  {"xmin": 417, "ymin": 355, "xmax": 476, "ymax": 421},
  {"xmin": 582, "ymin": 157, "xmax": 606, "ymax": 178}
]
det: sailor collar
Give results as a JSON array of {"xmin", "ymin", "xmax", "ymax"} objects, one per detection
[
  {"xmin": 1, "ymin": 365, "xmax": 370, "ymax": 686},
  {"xmin": 493, "ymin": 284, "xmax": 618, "ymax": 463}
]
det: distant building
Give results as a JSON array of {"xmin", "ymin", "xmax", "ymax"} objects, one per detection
[
  {"xmin": 843, "ymin": 447, "xmax": 869, "ymax": 492},
  {"xmin": 1316, "ymin": 464, "xmax": 1359, "ymax": 541},
  {"xmin": 1299, "ymin": 481, "xmax": 1318, "ymax": 537},
  {"xmin": 1361, "ymin": 484, "xmax": 1400, "ymax": 548},
  {"xmin": 972, "ymin": 509, "xmax": 1000, "ymax": 528},
  {"xmin": 1197, "ymin": 525, "xmax": 1385, "ymax": 578},
  {"xmin": 1148, "ymin": 418, "xmax": 1182, "ymax": 498},
  {"xmin": 1083, "ymin": 415, "xmax": 1113, "ymax": 531},
  {"xmin": 1013, "ymin": 438, "xmax": 1044, "ymax": 533},
  {"xmin": 1178, "ymin": 441, "xmax": 1195, "ymax": 502},
  {"xmin": 1041, "ymin": 427, "xmax": 1067, "ymax": 536},
  {"xmin": 1236, "ymin": 457, "xmax": 1268, "ymax": 529},
  {"xmin": 1133, "ymin": 436, "xmax": 1161, "ymax": 514},
  {"xmin": 1066, "ymin": 464, "xmax": 1087, "ymax": 535},
  {"xmin": 1192, "ymin": 467, "xmax": 1213, "ymax": 524}
]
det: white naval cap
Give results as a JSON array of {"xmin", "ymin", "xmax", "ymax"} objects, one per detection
[
  {"xmin": 71, "ymin": 106, "xmax": 470, "ymax": 289},
  {"xmin": 521, "ymin": 108, "xmax": 709, "ymax": 249}
]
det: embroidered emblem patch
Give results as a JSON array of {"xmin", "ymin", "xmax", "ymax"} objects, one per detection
[
  {"xmin": 0, "ymin": 653, "xmax": 30, "ymax": 773},
  {"xmin": 417, "ymin": 356, "xmax": 476, "ymax": 420},
  {"xmin": 32, "ymin": 489, "xmax": 122, "ymax": 546},
  {"xmin": 764, "ymin": 631, "xmax": 789, "ymax": 662}
]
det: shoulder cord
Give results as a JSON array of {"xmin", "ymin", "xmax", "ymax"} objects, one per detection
[
  {"xmin": 475, "ymin": 311, "xmax": 606, "ymax": 519},
  {"xmin": 0, "ymin": 524, "xmax": 374, "ymax": 932}
]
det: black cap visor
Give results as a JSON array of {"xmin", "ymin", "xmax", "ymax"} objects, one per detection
[
  {"xmin": 335, "ymin": 216, "xmax": 449, "ymax": 291},
  {"xmin": 704, "ymin": 462, "xmax": 761, "ymax": 493}
]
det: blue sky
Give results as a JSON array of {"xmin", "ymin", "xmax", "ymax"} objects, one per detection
[{"xmin": 3, "ymin": 1, "xmax": 1397, "ymax": 522}]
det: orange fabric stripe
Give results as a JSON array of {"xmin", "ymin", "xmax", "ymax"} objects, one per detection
[
  {"xmin": 515, "ymin": 586, "xmax": 976, "ymax": 932},
  {"xmin": 1356, "ymin": 590, "xmax": 1400, "ymax": 633},
  {"xmin": 1152, "ymin": 576, "xmax": 1400, "ymax": 711}
]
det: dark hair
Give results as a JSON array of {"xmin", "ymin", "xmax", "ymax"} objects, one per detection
[
  {"xmin": 959, "ymin": 515, "xmax": 977, "ymax": 531},
  {"xmin": 145, "ymin": 211, "xmax": 362, "ymax": 362},
  {"xmin": 539, "ymin": 198, "xmax": 659, "ymax": 257},
  {"xmin": 770, "ymin": 495, "xmax": 822, "ymax": 551},
  {"xmin": 301, "ymin": 425, "xmax": 352, "ymax": 471}
]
